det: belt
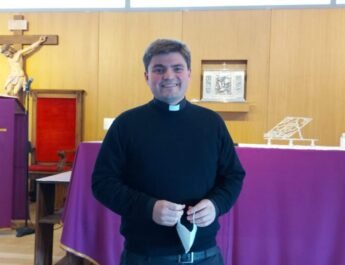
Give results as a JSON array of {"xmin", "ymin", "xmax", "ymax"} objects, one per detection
[{"xmin": 155, "ymin": 246, "xmax": 220, "ymax": 264}]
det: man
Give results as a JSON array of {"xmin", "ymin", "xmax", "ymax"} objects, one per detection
[
  {"xmin": 92, "ymin": 39, "xmax": 245, "ymax": 265},
  {"xmin": 1, "ymin": 36, "xmax": 47, "ymax": 96}
]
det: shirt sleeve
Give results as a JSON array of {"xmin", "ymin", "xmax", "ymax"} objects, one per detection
[
  {"xmin": 206, "ymin": 118, "xmax": 245, "ymax": 216},
  {"xmin": 91, "ymin": 119, "xmax": 157, "ymax": 221}
]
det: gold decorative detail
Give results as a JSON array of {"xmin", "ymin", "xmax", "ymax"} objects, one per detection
[{"xmin": 60, "ymin": 243, "xmax": 100, "ymax": 265}]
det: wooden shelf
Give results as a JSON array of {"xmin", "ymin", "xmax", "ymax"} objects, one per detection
[
  {"xmin": 193, "ymin": 101, "xmax": 250, "ymax": 113},
  {"xmin": 38, "ymin": 213, "xmax": 61, "ymax": 224}
]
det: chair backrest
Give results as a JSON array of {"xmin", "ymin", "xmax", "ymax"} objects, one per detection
[{"xmin": 31, "ymin": 89, "xmax": 84, "ymax": 165}]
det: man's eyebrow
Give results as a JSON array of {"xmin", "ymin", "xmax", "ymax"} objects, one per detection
[
  {"xmin": 152, "ymin": 64, "xmax": 165, "ymax": 68},
  {"xmin": 152, "ymin": 63, "xmax": 185, "ymax": 68},
  {"xmin": 172, "ymin": 64, "xmax": 185, "ymax": 68}
]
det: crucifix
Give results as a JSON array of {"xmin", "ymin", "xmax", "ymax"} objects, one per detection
[{"xmin": 0, "ymin": 15, "xmax": 59, "ymax": 104}]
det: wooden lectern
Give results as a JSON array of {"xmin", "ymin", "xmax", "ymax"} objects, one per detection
[{"xmin": 0, "ymin": 96, "xmax": 27, "ymax": 228}]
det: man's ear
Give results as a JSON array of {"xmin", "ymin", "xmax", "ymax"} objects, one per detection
[{"xmin": 144, "ymin": 72, "xmax": 149, "ymax": 82}]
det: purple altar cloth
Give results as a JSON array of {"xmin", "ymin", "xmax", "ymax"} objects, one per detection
[
  {"xmin": 61, "ymin": 142, "xmax": 345, "ymax": 265},
  {"xmin": 233, "ymin": 147, "xmax": 345, "ymax": 265},
  {"xmin": 61, "ymin": 142, "xmax": 123, "ymax": 265}
]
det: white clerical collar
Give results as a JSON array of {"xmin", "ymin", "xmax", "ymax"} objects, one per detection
[
  {"xmin": 169, "ymin": 104, "xmax": 180, "ymax": 111},
  {"xmin": 152, "ymin": 98, "xmax": 187, "ymax": 112}
]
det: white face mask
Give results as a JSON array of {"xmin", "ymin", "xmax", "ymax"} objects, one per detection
[{"xmin": 176, "ymin": 213, "xmax": 197, "ymax": 253}]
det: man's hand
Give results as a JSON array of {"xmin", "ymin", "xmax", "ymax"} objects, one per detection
[
  {"xmin": 152, "ymin": 200, "xmax": 185, "ymax": 227},
  {"xmin": 186, "ymin": 199, "xmax": 216, "ymax": 227}
]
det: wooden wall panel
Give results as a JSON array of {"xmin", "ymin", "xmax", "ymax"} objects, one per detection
[
  {"xmin": 182, "ymin": 10, "xmax": 271, "ymax": 143},
  {"xmin": 269, "ymin": 9, "xmax": 345, "ymax": 145},
  {"xmin": 0, "ymin": 16, "xmax": 9, "ymax": 91},
  {"xmin": 97, "ymin": 12, "xmax": 182, "ymax": 139},
  {"xmin": 0, "ymin": 9, "xmax": 344, "ymax": 145}
]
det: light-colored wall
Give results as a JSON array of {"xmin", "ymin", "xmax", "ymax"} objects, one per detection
[
  {"xmin": 97, "ymin": 12, "xmax": 183, "ymax": 139},
  {"xmin": 269, "ymin": 9, "xmax": 345, "ymax": 146},
  {"xmin": 183, "ymin": 10, "xmax": 271, "ymax": 144},
  {"xmin": 0, "ymin": 9, "xmax": 344, "ymax": 146}
]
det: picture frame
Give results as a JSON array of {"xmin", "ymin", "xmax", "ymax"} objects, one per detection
[{"xmin": 202, "ymin": 69, "xmax": 246, "ymax": 102}]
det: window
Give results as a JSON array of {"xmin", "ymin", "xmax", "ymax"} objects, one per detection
[
  {"xmin": 130, "ymin": 0, "xmax": 330, "ymax": 8},
  {"xmin": 0, "ymin": 0, "xmax": 125, "ymax": 9},
  {"xmin": 0, "ymin": 0, "xmax": 340, "ymax": 11}
]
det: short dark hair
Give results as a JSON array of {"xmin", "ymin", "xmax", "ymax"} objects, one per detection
[{"xmin": 143, "ymin": 39, "xmax": 191, "ymax": 71}]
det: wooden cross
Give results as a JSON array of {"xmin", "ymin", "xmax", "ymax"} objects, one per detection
[
  {"xmin": 0, "ymin": 14, "xmax": 58, "ymax": 50},
  {"xmin": 0, "ymin": 15, "xmax": 59, "ymax": 104}
]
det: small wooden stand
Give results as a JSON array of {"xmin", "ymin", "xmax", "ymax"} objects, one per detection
[{"xmin": 34, "ymin": 172, "xmax": 70, "ymax": 265}]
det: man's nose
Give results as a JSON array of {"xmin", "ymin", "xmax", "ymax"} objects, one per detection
[{"xmin": 163, "ymin": 68, "xmax": 174, "ymax": 79}]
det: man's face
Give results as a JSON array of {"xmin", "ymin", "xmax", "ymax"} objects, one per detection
[{"xmin": 145, "ymin": 52, "xmax": 191, "ymax": 105}]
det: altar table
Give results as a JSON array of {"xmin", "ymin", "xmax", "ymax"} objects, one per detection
[{"xmin": 61, "ymin": 142, "xmax": 345, "ymax": 265}]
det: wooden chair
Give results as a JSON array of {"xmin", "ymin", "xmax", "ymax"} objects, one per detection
[{"xmin": 29, "ymin": 89, "xmax": 84, "ymax": 208}]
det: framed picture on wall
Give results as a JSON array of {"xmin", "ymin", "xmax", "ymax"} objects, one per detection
[{"xmin": 202, "ymin": 69, "xmax": 246, "ymax": 102}]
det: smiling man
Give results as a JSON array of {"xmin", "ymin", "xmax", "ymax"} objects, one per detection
[
  {"xmin": 92, "ymin": 39, "xmax": 245, "ymax": 265},
  {"xmin": 144, "ymin": 50, "xmax": 190, "ymax": 105}
]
